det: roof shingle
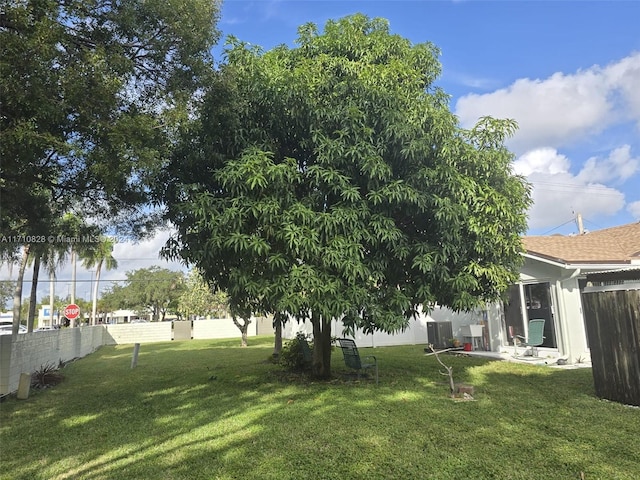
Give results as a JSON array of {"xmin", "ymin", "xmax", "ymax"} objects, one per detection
[{"xmin": 522, "ymin": 221, "xmax": 640, "ymax": 264}]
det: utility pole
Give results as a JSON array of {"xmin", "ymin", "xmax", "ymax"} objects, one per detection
[
  {"xmin": 576, "ymin": 213, "xmax": 585, "ymax": 235},
  {"xmin": 70, "ymin": 248, "xmax": 76, "ymax": 327},
  {"xmin": 49, "ymin": 272, "xmax": 55, "ymax": 328},
  {"xmin": 71, "ymin": 248, "xmax": 76, "ymax": 304}
]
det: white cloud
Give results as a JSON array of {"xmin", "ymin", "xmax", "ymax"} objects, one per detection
[
  {"xmin": 576, "ymin": 145, "xmax": 640, "ymax": 184},
  {"xmin": 513, "ymin": 148, "xmax": 570, "ymax": 176},
  {"xmin": 455, "ymin": 52, "xmax": 640, "ymax": 154},
  {"xmin": 98, "ymin": 230, "xmax": 187, "ymax": 289},
  {"xmin": 605, "ymin": 53, "xmax": 640, "ymax": 124},
  {"xmin": 515, "ymin": 147, "xmax": 627, "ymax": 230},
  {"xmin": 628, "ymin": 201, "xmax": 640, "ymax": 219},
  {"xmin": 445, "ymin": 70, "xmax": 501, "ymax": 90}
]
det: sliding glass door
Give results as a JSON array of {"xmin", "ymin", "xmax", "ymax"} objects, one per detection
[
  {"xmin": 503, "ymin": 284, "xmax": 524, "ymax": 345},
  {"xmin": 503, "ymin": 282, "xmax": 557, "ymax": 348}
]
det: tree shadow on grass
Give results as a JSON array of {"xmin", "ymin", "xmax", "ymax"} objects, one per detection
[
  {"xmin": 2, "ymin": 342, "xmax": 639, "ymax": 480},
  {"xmin": 463, "ymin": 363, "xmax": 639, "ymax": 479}
]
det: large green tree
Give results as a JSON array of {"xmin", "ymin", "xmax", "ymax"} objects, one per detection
[
  {"xmin": 99, "ymin": 284, "xmax": 127, "ymax": 318},
  {"xmin": 161, "ymin": 15, "xmax": 531, "ymax": 378},
  {"xmin": 117, "ymin": 267, "xmax": 184, "ymax": 322},
  {"xmin": 0, "ymin": 0, "xmax": 220, "ymax": 240},
  {"xmin": 178, "ymin": 269, "xmax": 229, "ymax": 320},
  {"xmin": 1, "ymin": 0, "xmax": 219, "ymax": 333}
]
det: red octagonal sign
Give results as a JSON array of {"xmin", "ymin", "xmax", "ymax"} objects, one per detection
[{"xmin": 64, "ymin": 304, "xmax": 80, "ymax": 320}]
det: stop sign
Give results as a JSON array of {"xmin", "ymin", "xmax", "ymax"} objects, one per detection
[{"xmin": 64, "ymin": 304, "xmax": 80, "ymax": 320}]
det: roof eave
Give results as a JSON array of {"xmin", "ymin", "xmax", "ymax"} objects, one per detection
[{"xmin": 522, "ymin": 252, "xmax": 634, "ymax": 271}]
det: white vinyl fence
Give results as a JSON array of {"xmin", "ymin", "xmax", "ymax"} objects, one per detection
[{"xmin": 283, "ymin": 306, "xmax": 484, "ymax": 347}]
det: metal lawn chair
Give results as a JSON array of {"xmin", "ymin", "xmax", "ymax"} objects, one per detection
[
  {"xmin": 337, "ymin": 338, "xmax": 378, "ymax": 385},
  {"xmin": 516, "ymin": 319, "xmax": 545, "ymax": 357}
]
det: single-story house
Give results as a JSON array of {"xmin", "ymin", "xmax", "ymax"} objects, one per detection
[
  {"xmin": 486, "ymin": 221, "xmax": 640, "ymax": 363},
  {"xmin": 284, "ymin": 221, "xmax": 640, "ymax": 365}
]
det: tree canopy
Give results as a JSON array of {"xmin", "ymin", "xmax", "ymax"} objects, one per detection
[
  {"xmin": 160, "ymin": 14, "xmax": 531, "ymax": 378},
  {"xmin": 0, "ymin": 0, "xmax": 220, "ymax": 241},
  {"xmin": 1, "ymin": 0, "xmax": 219, "ymax": 333},
  {"xmin": 0, "ymin": 280, "xmax": 13, "ymax": 311},
  {"xmin": 178, "ymin": 268, "xmax": 229, "ymax": 320},
  {"xmin": 105, "ymin": 267, "xmax": 184, "ymax": 322}
]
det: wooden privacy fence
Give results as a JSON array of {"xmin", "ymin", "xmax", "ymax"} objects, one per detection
[{"xmin": 581, "ymin": 279, "xmax": 640, "ymax": 407}]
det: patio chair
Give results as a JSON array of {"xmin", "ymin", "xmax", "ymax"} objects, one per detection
[
  {"xmin": 337, "ymin": 338, "xmax": 378, "ymax": 385},
  {"xmin": 516, "ymin": 319, "xmax": 545, "ymax": 357}
]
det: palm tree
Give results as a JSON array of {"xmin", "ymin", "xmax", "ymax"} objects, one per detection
[
  {"xmin": 25, "ymin": 213, "xmax": 92, "ymax": 330},
  {"xmin": 26, "ymin": 246, "xmax": 42, "ymax": 332},
  {"xmin": 42, "ymin": 236, "xmax": 74, "ymax": 328},
  {"xmin": 81, "ymin": 238, "xmax": 118, "ymax": 325},
  {"xmin": 26, "ymin": 244, "xmax": 63, "ymax": 331},
  {"xmin": 10, "ymin": 245, "xmax": 30, "ymax": 336}
]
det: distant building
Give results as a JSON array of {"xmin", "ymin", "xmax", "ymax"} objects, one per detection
[{"xmin": 105, "ymin": 309, "xmax": 153, "ymax": 324}]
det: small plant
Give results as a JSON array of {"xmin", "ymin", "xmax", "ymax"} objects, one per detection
[
  {"xmin": 449, "ymin": 338, "xmax": 461, "ymax": 348},
  {"xmin": 279, "ymin": 333, "xmax": 313, "ymax": 372},
  {"xmin": 31, "ymin": 363, "xmax": 64, "ymax": 389},
  {"xmin": 427, "ymin": 344, "xmax": 456, "ymax": 396}
]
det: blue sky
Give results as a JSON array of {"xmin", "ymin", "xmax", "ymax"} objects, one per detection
[
  {"xmin": 5, "ymin": 1, "xmax": 640, "ymax": 306},
  {"xmin": 218, "ymin": 0, "xmax": 640, "ymax": 235}
]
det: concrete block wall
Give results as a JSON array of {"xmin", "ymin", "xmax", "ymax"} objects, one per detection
[
  {"xmin": 0, "ymin": 327, "xmax": 104, "ymax": 395},
  {"xmin": 1, "ymin": 319, "xmax": 258, "ymax": 395},
  {"xmin": 192, "ymin": 318, "xmax": 257, "ymax": 339},
  {"xmin": 255, "ymin": 316, "xmax": 273, "ymax": 335},
  {"xmin": 284, "ymin": 317, "xmax": 427, "ymax": 347},
  {"xmin": 103, "ymin": 323, "xmax": 172, "ymax": 344},
  {"xmin": 0, "ymin": 335, "xmax": 14, "ymax": 395}
]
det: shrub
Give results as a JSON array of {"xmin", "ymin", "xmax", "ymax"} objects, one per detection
[
  {"xmin": 279, "ymin": 333, "xmax": 313, "ymax": 372},
  {"xmin": 31, "ymin": 363, "xmax": 64, "ymax": 389}
]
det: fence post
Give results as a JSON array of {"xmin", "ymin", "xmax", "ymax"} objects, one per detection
[
  {"xmin": 17, "ymin": 373, "xmax": 31, "ymax": 399},
  {"xmin": 131, "ymin": 343, "xmax": 140, "ymax": 369}
]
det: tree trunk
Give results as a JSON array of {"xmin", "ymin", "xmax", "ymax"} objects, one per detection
[
  {"xmin": 27, "ymin": 255, "xmax": 41, "ymax": 332},
  {"xmin": 12, "ymin": 245, "xmax": 30, "ymax": 336},
  {"xmin": 91, "ymin": 260, "xmax": 102, "ymax": 325},
  {"xmin": 49, "ymin": 269, "xmax": 55, "ymax": 328},
  {"xmin": 273, "ymin": 313, "xmax": 283, "ymax": 358},
  {"xmin": 232, "ymin": 315, "xmax": 251, "ymax": 347},
  {"xmin": 311, "ymin": 311, "xmax": 333, "ymax": 379}
]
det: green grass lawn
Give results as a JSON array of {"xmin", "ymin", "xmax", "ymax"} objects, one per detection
[{"xmin": 1, "ymin": 336, "xmax": 638, "ymax": 480}]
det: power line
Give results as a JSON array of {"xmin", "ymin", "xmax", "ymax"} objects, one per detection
[{"xmin": 539, "ymin": 218, "xmax": 577, "ymax": 236}]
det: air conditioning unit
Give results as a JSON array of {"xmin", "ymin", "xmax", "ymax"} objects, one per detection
[{"xmin": 427, "ymin": 321, "xmax": 453, "ymax": 349}]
